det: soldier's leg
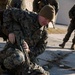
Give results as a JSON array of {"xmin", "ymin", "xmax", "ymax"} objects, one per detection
[
  {"xmin": 71, "ymin": 32, "xmax": 75, "ymax": 50},
  {"xmin": 59, "ymin": 21, "xmax": 74, "ymax": 48},
  {"xmin": 30, "ymin": 63, "xmax": 50, "ymax": 75},
  {"xmin": 1, "ymin": 48, "xmax": 25, "ymax": 74},
  {"xmin": 2, "ymin": 42, "xmax": 13, "ymax": 51},
  {"xmin": 0, "ymin": 42, "xmax": 13, "ymax": 68},
  {"xmin": 0, "ymin": 41, "xmax": 19, "ymax": 60},
  {"xmin": 0, "ymin": 42, "xmax": 14, "ymax": 74}
]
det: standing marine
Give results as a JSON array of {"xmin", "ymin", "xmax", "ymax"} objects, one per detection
[{"xmin": 59, "ymin": 4, "xmax": 75, "ymax": 50}]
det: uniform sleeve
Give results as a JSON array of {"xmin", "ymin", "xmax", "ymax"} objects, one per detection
[
  {"xmin": 30, "ymin": 29, "xmax": 48, "ymax": 57},
  {"xmin": 3, "ymin": 8, "xmax": 26, "ymax": 34}
]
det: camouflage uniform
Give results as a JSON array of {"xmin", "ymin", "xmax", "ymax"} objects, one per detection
[
  {"xmin": 59, "ymin": 4, "xmax": 75, "ymax": 50},
  {"xmin": 33, "ymin": 0, "xmax": 59, "ymax": 14},
  {"xmin": 0, "ymin": 8, "xmax": 49, "ymax": 75},
  {"xmin": 0, "ymin": 0, "xmax": 26, "ymax": 41}
]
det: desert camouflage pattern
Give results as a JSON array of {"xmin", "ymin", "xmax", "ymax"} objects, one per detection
[{"xmin": 1, "ymin": 8, "xmax": 49, "ymax": 75}]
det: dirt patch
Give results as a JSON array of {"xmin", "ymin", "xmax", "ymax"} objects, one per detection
[{"xmin": 47, "ymin": 28, "xmax": 67, "ymax": 34}]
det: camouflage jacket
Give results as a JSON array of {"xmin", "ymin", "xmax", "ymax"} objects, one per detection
[
  {"xmin": 0, "ymin": 0, "xmax": 26, "ymax": 41},
  {"xmin": 33, "ymin": 0, "xmax": 59, "ymax": 14},
  {"xmin": 3, "ymin": 8, "xmax": 48, "ymax": 58},
  {"xmin": 69, "ymin": 4, "xmax": 75, "ymax": 19}
]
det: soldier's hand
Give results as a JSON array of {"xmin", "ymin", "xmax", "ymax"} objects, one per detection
[
  {"xmin": 22, "ymin": 41, "xmax": 30, "ymax": 53},
  {"xmin": 8, "ymin": 33, "xmax": 15, "ymax": 44}
]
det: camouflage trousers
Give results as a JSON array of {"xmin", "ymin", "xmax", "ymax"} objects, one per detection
[
  {"xmin": 15, "ymin": 62, "xmax": 50, "ymax": 75},
  {"xmin": 63, "ymin": 20, "xmax": 75, "ymax": 44}
]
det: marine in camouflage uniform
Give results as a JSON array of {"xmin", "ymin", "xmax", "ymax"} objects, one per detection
[
  {"xmin": 0, "ymin": 5, "xmax": 55, "ymax": 75},
  {"xmin": 59, "ymin": 4, "xmax": 75, "ymax": 50}
]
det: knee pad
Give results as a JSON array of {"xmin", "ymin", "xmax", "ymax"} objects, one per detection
[{"xmin": 3, "ymin": 49, "xmax": 25, "ymax": 70}]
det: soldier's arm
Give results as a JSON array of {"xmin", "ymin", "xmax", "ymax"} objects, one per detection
[{"xmin": 30, "ymin": 30, "xmax": 48, "ymax": 57}]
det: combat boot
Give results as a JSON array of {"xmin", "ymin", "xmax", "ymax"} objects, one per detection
[
  {"xmin": 70, "ymin": 43, "xmax": 75, "ymax": 50},
  {"xmin": 59, "ymin": 42, "xmax": 65, "ymax": 48}
]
